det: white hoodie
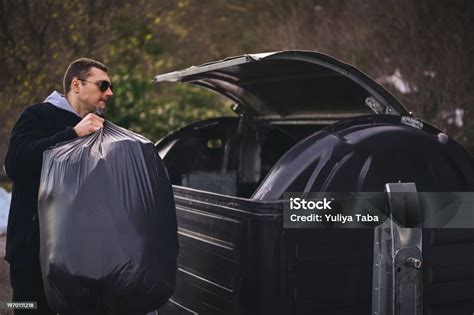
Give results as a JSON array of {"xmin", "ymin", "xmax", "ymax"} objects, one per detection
[{"xmin": 44, "ymin": 91, "xmax": 79, "ymax": 117}]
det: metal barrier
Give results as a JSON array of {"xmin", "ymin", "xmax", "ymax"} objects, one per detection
[{"xmin": 372, "ymin": 183, "xmax": 423, "ymax": 315}]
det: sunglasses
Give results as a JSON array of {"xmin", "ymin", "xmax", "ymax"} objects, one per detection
[{"xmin": 78, "ymin": 79, "xmax": 113, "ymax": 92}]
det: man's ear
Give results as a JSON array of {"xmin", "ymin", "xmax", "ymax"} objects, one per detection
[{"xmin": 72, "ymin": 78, "xmax": 80, "ymax": 93}]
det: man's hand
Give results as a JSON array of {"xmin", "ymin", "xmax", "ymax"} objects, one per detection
[{"xmin": 73, "ymin": 113, "xmax": 105, "ymax": 137}]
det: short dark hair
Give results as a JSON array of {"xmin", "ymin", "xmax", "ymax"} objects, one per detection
[{"xmin": 63, "ymin": 58, "xmax": 108, "ymax": 95}]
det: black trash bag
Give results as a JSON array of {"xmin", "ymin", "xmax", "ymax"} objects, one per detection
[{"xmin": 38, "ymin": 122, "xmax": 178, "ymax": 314}]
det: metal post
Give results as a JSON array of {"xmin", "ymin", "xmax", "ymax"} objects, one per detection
[{"xmin": 372, "ymin": 183, "xmax": 423, "ymax": 315}]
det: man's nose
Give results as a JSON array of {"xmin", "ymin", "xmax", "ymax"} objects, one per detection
[{"xmin": 105, "ymin": 88, "xmax": 113, "ymax": 97}]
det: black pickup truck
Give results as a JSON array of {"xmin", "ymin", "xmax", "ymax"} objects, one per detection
[{"xmin": 152, "ymin": 51, "xmax": 474, "ymax": 315}]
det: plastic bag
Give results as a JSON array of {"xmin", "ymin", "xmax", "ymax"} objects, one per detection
[{"xmin": 38, "ymin": 122, "xmax": 178, "ymax": 314}]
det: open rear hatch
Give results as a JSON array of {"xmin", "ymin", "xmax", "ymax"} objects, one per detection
[
  {"xmin": 153, "ymin": 51, "xmax": 413, "ymax": 197},
  {"xmin": 153, "ymin": 50, "xmax": 409, "ymax": 118}
]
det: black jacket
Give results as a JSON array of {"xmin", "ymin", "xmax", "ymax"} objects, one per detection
[{"xmin": 4, "ymin": 102, "xmax": 81, "ymax": 265}]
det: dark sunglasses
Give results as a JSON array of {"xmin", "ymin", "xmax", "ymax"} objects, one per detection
[{"xmin": 79, "ymin": 79, "xmax": 113, "ymax": 92}]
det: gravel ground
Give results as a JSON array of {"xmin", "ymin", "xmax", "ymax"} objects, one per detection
[{"xmin": 0, "ymin": 234, "xmax": 13, "ymax": 315}]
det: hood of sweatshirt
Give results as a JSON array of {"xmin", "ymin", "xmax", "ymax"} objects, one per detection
[{"xmin": 44, "ymin": 91, "xmax": 79, "ymax": 117}]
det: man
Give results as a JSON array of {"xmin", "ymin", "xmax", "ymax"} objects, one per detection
[{"xmin": 4, "ymin": 58, "xmax": 113, "ymax": 314}]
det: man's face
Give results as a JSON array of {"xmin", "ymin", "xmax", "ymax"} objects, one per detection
[{"xmin": 74, "ymin": 67, "xmax": 113, "ymax": 114}]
